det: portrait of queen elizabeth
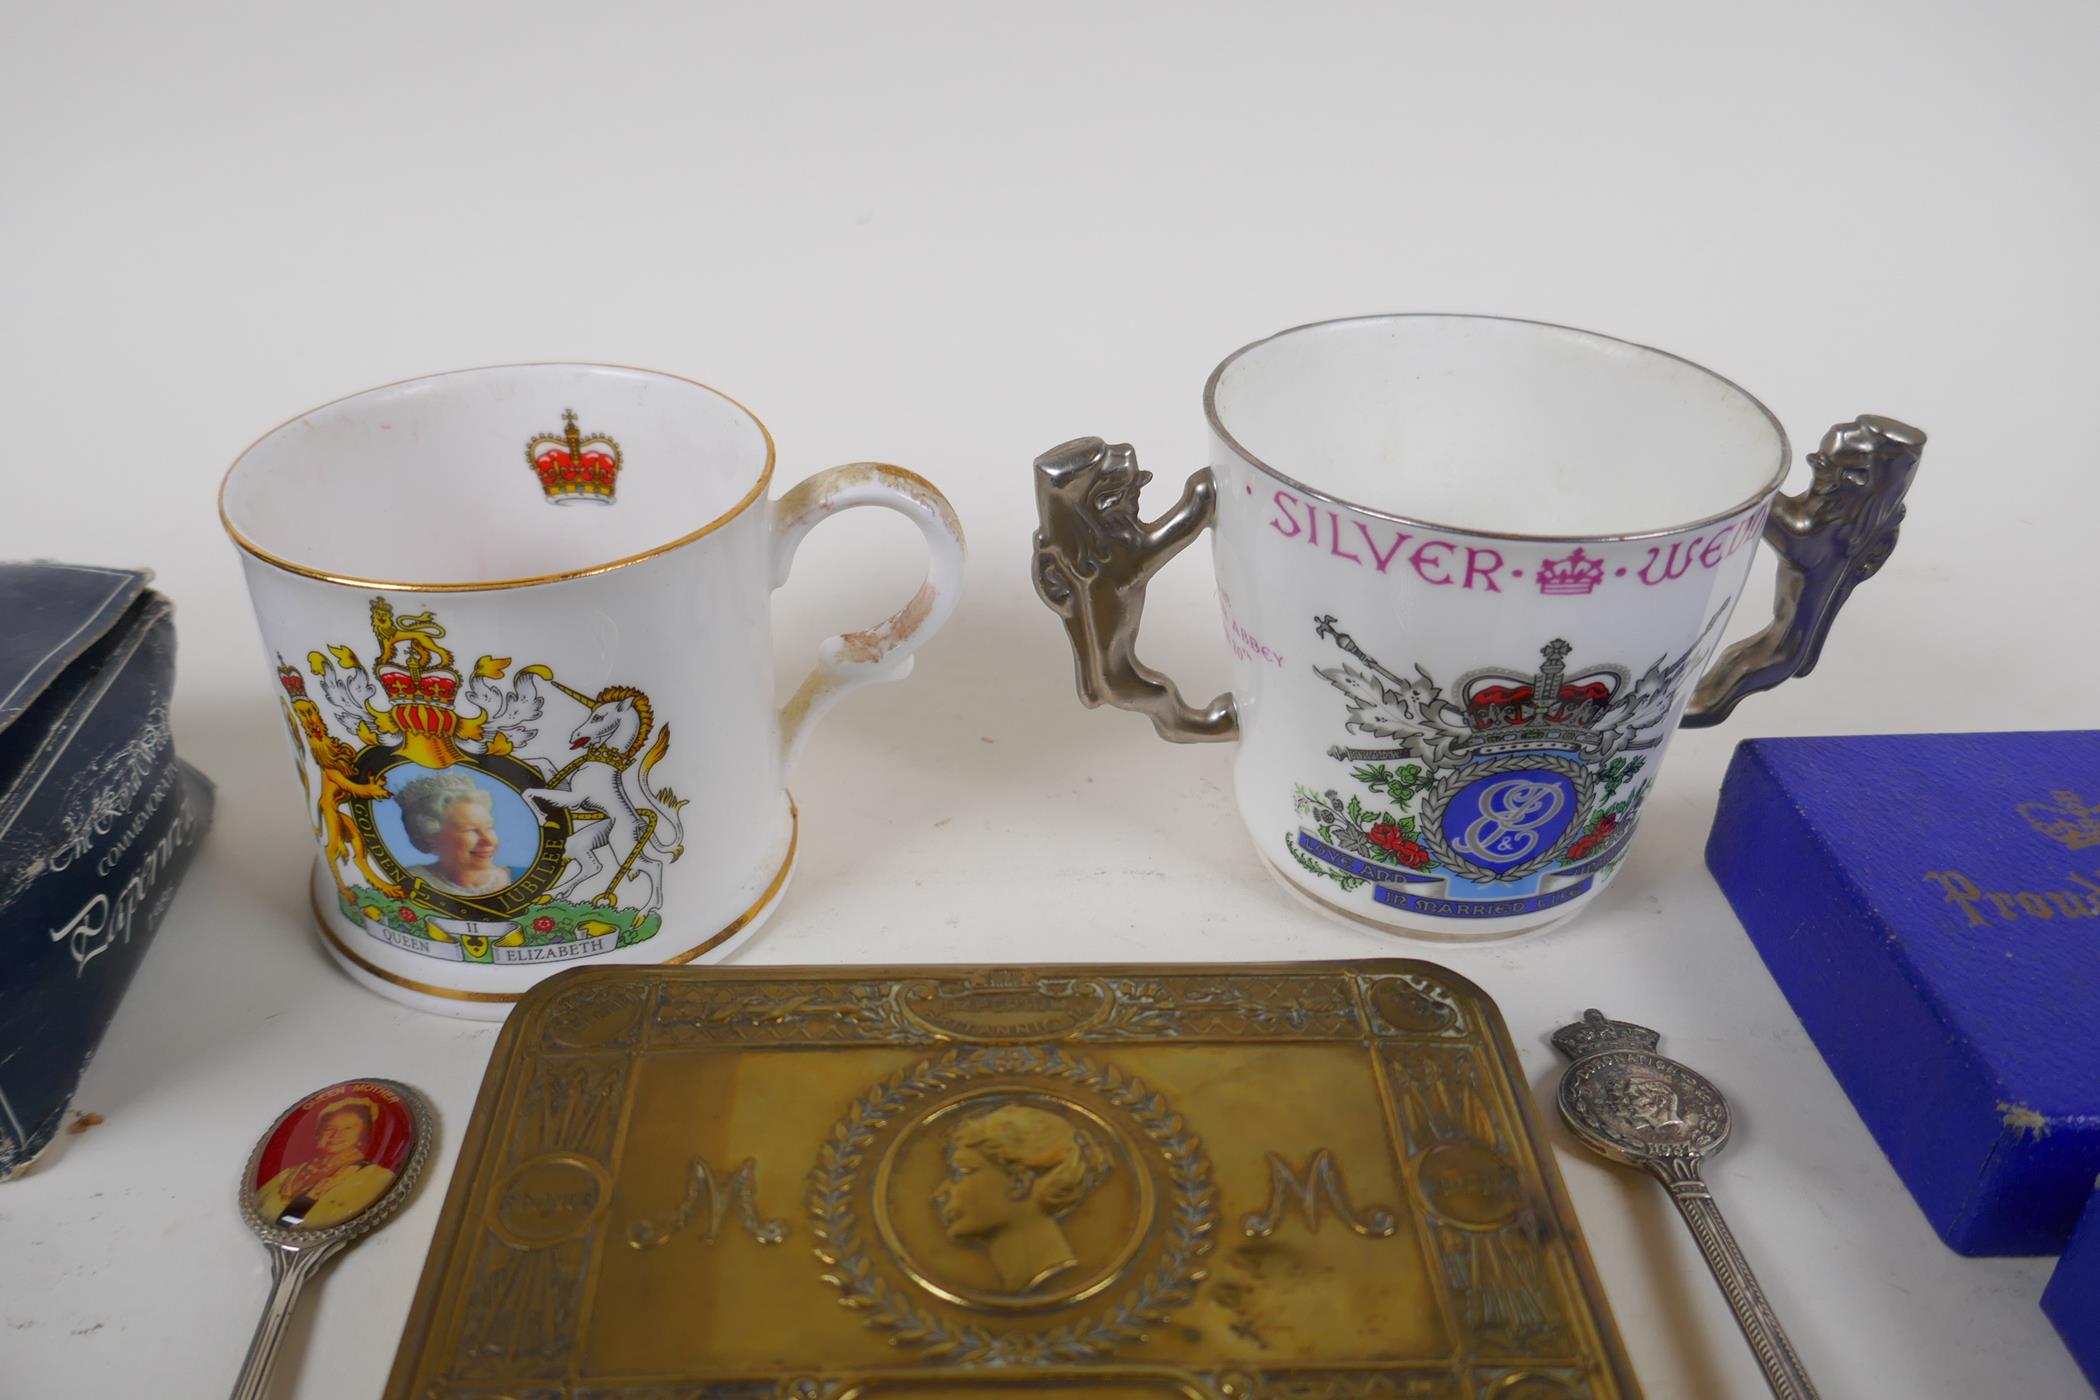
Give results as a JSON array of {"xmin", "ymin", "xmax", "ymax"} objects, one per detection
[{"xmin": 390, "ymin": 769, "xmax": 513, "ymax": 896}]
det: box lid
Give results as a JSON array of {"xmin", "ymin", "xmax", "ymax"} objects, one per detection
[
  {"xmin": 0, "ymin": 563, "xmax": 151, "ymax": 737},
  {"xmin": 1707, "ymin": 731, "xmax": 2100, "ymax": 1255},
  {"xmin": 385, "ymin": 960, "xmax": 1641, "ymax": 1396}
]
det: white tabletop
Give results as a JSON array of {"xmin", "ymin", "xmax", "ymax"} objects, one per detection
[{"xmin": 2, "ymin": 3, "xmax": 2094, "ymax": 1396}]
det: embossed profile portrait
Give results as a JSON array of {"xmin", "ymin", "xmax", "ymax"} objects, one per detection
[
  {"xmin": 866, "ymin": 1084, "xmax": 1158, "ymax": 1319},
  {"xmin": 932, "ymin": 1103, "xmax": 1114, "ymax": 1295},
  {"xmin": 1601, "ymin": 1070, "xmax": 1689, "ymax": 1135}
]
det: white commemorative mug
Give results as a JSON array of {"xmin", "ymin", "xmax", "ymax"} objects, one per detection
[
  {"xmin": 223, "ymin": 364, "xmax": 965, "ymax": 1016},
  {"xmin": 1033, "ymin": 314, "xmax": 1921, "ymax": 941}
]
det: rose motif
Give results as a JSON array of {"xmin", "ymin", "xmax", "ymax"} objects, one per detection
[
  {"xmin": 1567, "ymin": 811, "xmax": 1624, "ymax": 862},
  {"xmin": 1367, "ymin": 824, "xmax": 1432, "ymax": 868}
]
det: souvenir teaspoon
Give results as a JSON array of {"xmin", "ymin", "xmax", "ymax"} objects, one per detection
[
  {"xmin": 1552, "ymin": 1010, "xmax": 1820, "ymax": 1400},
  {"xmin": 231, "ymin": 1077, "xmax": 434, "ymax": 1400}
]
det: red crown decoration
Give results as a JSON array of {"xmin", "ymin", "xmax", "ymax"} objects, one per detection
[
  {"xmin": 2018, "ymin": 789, "xmax": 2100, "ymax": 851},
  {"xmin": 377, "ymin": 662, "xmax": 464, "ymax": 745},
  {"xmin": 277, "ymin": 655, "xmax": 307, "ymax": 698},
  {"xmin": 1536, "ymin": 547, "xmax": 1607, "ymax": 596},
  {"xmin": 378, "ymin": 669, "xmax": 460, "ymax": 706},
  {"xmin": 526, "ymin": 408, "xmax": 622, "ymax": 505},
  {"xmin": 370, "ymin": 608, "xmax": 466, "ymax": 749},
  {"xmin": 1460, "ymin": 639, "xmax": 1625, "ymax": 738}
]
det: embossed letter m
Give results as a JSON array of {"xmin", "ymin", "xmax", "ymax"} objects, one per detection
[
  {"xmin": 1240, "ymin": 1148, "xmax": 1396, "ymax": 1239},
  {"xmin": 628, "ymin": 1156, "xmax": 787, "ymax": 1249}
]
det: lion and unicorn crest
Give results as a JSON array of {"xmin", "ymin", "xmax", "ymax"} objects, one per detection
[{"xmin": 278, "ymin": 597, "xmax": 688, "ymax": 963}]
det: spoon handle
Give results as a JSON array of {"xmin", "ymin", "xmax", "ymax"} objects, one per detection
[
  {"xmin": 230, "ymin": 1242, "xmax": 339, "ymax": 1400},
  {"xmin": 1652, "ymin": 1161, "xmax": 1821, "ymax": 1400}
]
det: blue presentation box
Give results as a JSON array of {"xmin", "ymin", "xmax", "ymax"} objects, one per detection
[
  {"xmin": 0, "ymin": 564, "xmax": 214, "ymax": 1178},
  {"xmin": 2045, "ymin": 1186, "xmax": 2100, "ymax": 1393},
  {"xmin": 1707, "ymin": 731, "xmax": 2100, "ymax": 1256}
]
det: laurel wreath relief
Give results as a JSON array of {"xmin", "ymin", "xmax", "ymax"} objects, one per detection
[{"xmin": 806, "ymin": 1045, "xmax": 1218, "ymax": 1364}]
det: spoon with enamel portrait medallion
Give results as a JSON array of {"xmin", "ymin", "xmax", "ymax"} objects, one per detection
[{"xmin": 230, "ymin": 1077, "xmax": 434, "ymax": 1400}]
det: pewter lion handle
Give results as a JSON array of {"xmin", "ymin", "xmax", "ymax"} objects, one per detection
[
  {"xmin": 1681, "ymin": 414, "xmax": 1925, "ymax": 728},
  {"xmin": 1031, "ymin": 437, "xmax": 1236, "ymax": 743}
]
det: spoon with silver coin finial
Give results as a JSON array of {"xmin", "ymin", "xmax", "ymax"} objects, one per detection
[
  {"xmin": 1552, "ymin": 1010, "xmax": 1820, "ymax": 1400},
  {"xmin": 230, "ymin": 1078, "xmax": 434, "ymax": 1400}
]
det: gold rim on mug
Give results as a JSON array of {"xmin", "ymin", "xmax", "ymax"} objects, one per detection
[
  {"xmin": 1202, "ymin": 312, "xmax": 1794, "ymax": 546},
  {"xmin": 307, "ymin": 803, "xmax": 800, "ymax": 1003},
  {"xmin": 219, "ymin": 362, "xmax": 779, "ymax": 592}
]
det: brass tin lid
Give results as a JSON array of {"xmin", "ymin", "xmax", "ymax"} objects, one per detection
[{"xmin": 388, "ymin": 960, "xmax": 1640, "ymax": 1398}]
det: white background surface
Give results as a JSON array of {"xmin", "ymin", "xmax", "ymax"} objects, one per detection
[{"xmin": 2, "ymin": 3, "xmax": 2095, "ymax": 1396}]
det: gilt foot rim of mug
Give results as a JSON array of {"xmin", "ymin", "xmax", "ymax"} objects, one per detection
[{"xmin": 304, "ymin": 825, "xmax": 800, "ymax": 1020}]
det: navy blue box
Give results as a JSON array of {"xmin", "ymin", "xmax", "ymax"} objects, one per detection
[
  {"xmin": 1707, "ymin": 731, "xmax": 2100, "ymax": 1256},
  {"xmin": 2045, "ymin": 1187, "xmax": 2100, "ymax": 1393},
  {"xmin": 0, "ymin": 563, "xmax": 214, "ymax": 1178},
  {"xmin": 2049, "ymin": 1192, "xmax": 2100, "ymax": 1393}
]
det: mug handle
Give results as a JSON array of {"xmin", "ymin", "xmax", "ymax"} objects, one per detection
[
  {"xmin": 1680, "ymin": 415, "xmax": 1925, "ymax": 727},
  {"xmin": 771, "ymin": 463, "xmax": 968, "ymax": 773},
  {"xmin": 1030, "ymin": 436, "xmax": 1237, "ymax": 743}
]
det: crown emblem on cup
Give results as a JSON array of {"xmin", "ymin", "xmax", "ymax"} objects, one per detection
[
  {"xmin": 276, "ymin": 655, "xmax": 307, "ymax": 698},
  {"xmin": 2017, "ymin": 789, "xmax": 2100, "ymax": 851},
  {"xmin": 1551, "ymin": 1008, "xmax": 1663, "ymax": 1061},
  {"xmin": 363, "ymin": 600, "xmax": 471, "ymax": 766},
  {"xmin": 1535, "ymin": 547, "xmax": 1607, "ymax": 596},
  {"xmin": 1312, "ymin": 615, "xmax": 1681, "ymax": 768},
  {"xmin": 526, "ymin": 408, "xmax": 623, "ymax": 505},
  {"xmin": 1457, "ymin": 639, "xmax": 1625, "ymax": 751}
]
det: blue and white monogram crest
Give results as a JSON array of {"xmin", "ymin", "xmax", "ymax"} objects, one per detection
[
  {"xmin": 1289, "ymin": 613, "xmax": 1724, "ymax": 917},
  {"xmin": 1438, "ymin": 764, "xmax": 1583, "ymax": 878}
]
